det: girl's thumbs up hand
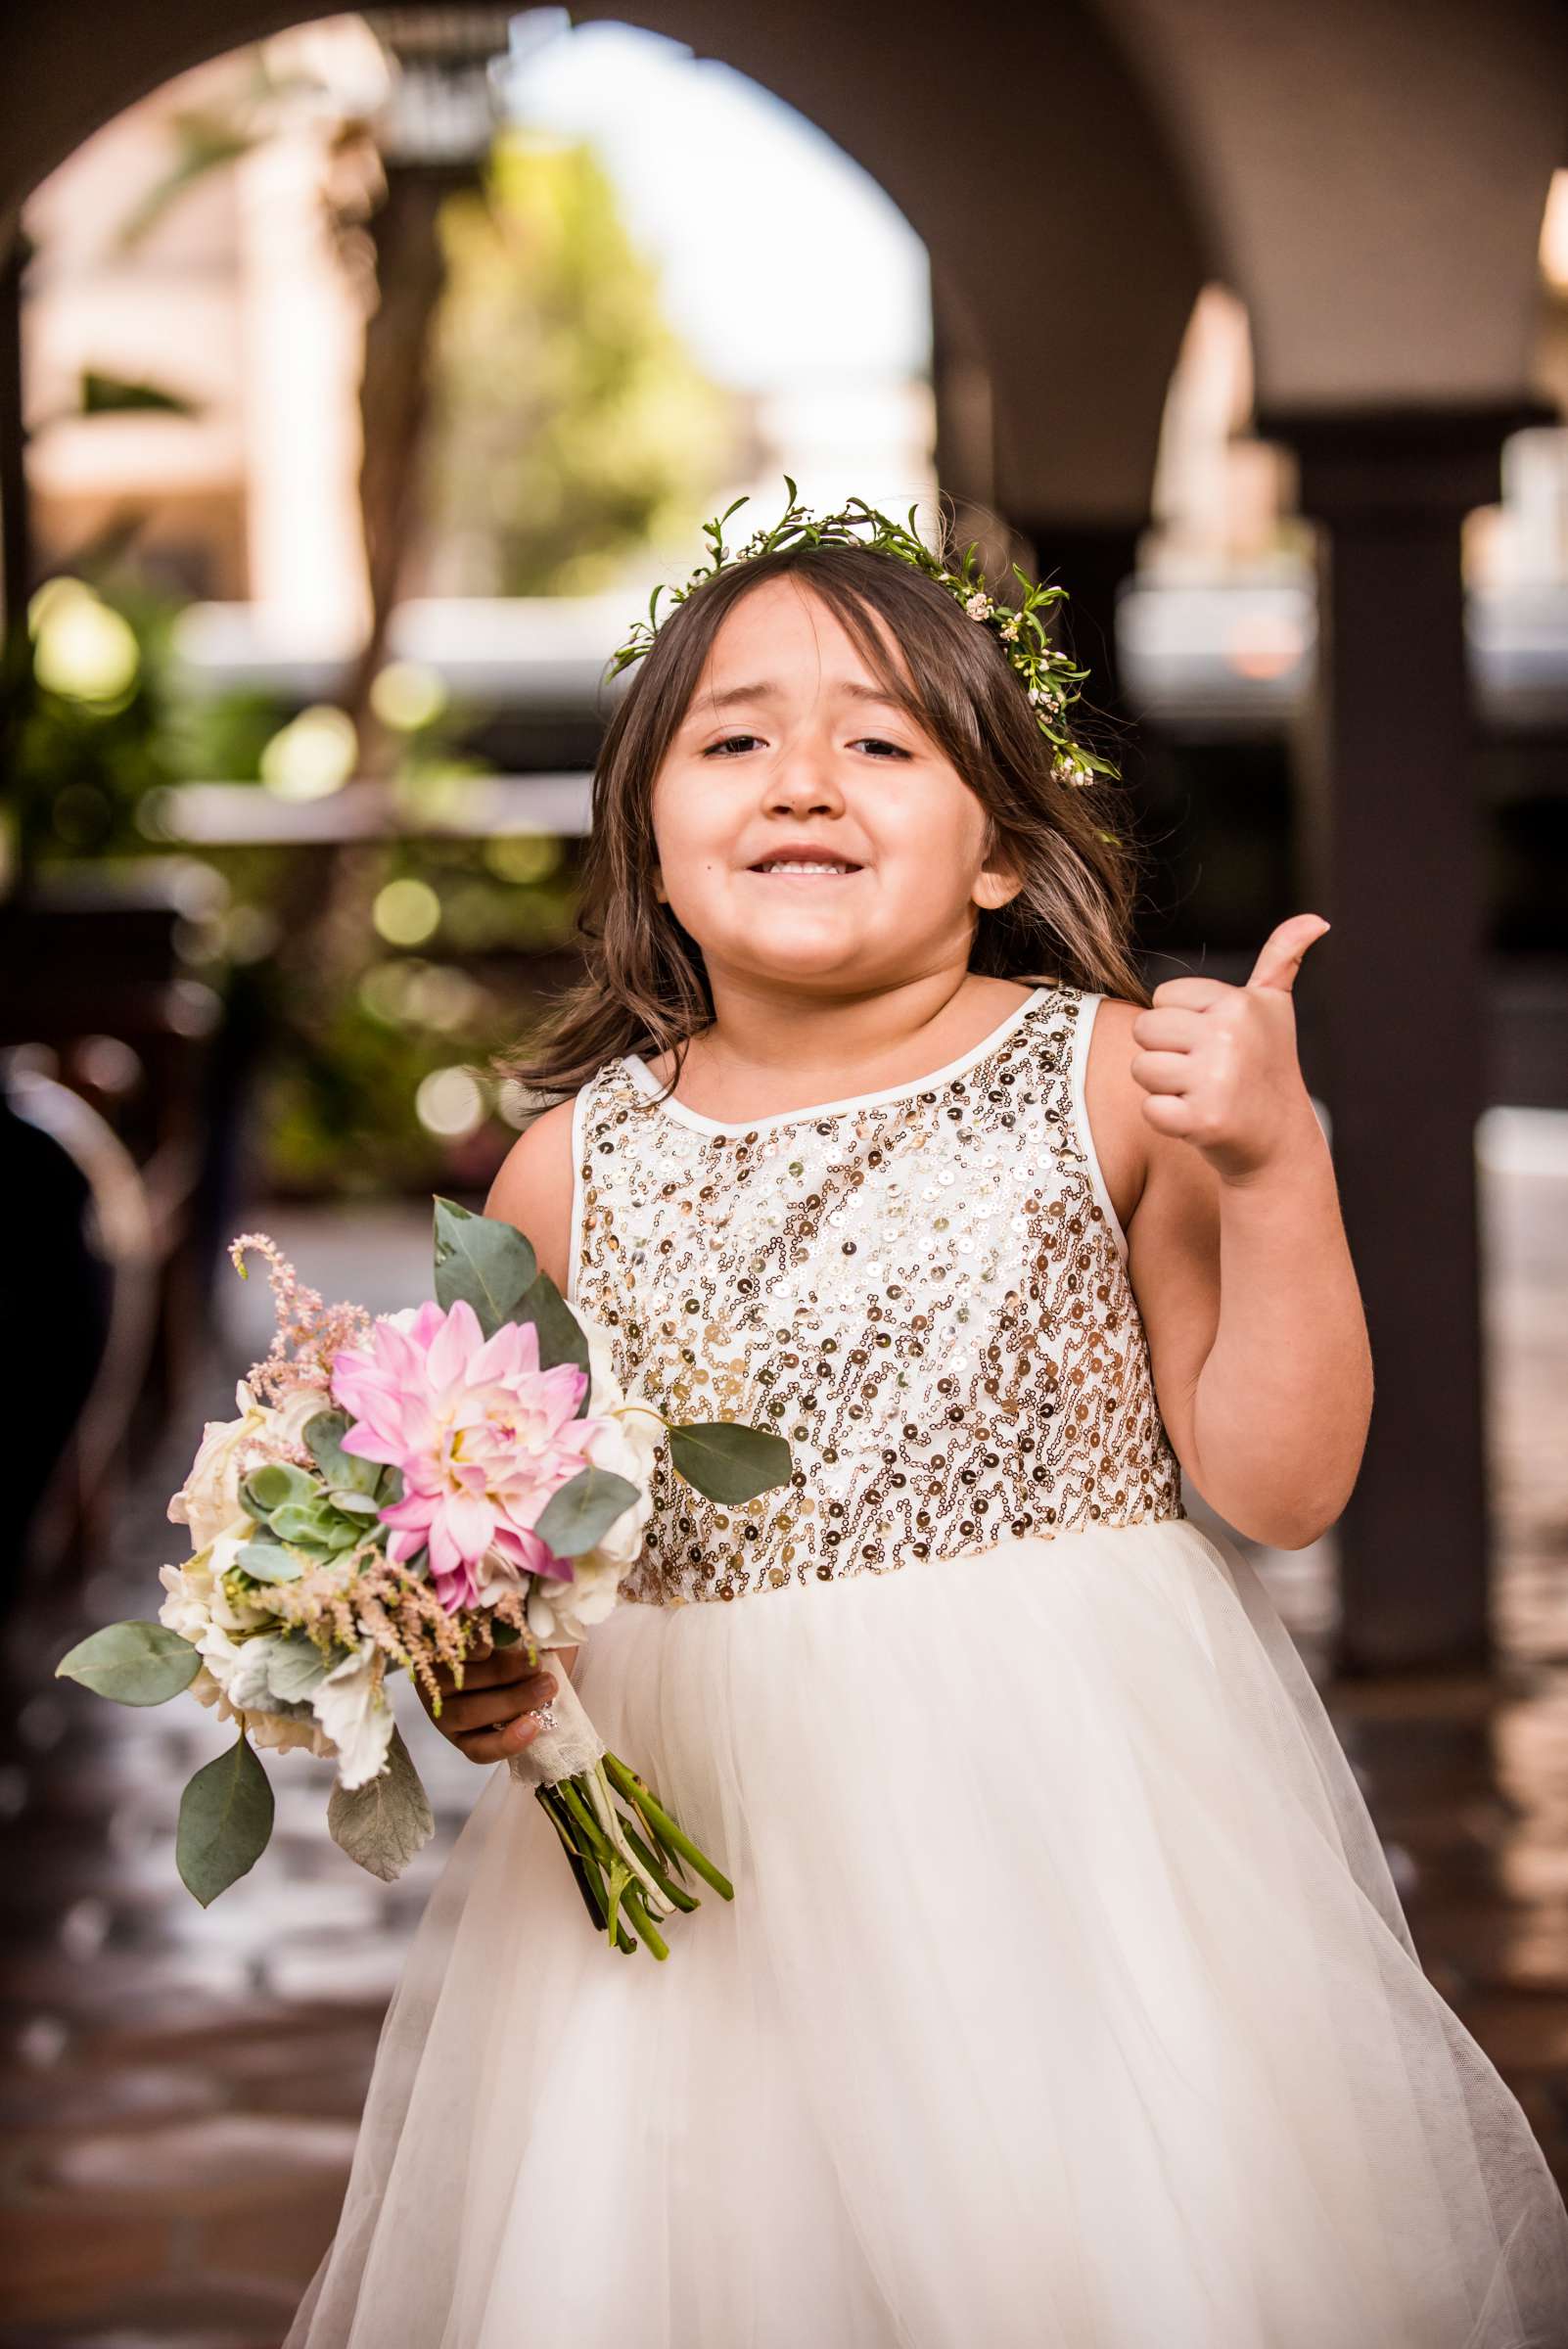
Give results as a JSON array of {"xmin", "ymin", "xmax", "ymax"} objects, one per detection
[{"xmin": 1128, "ymin": 915, "xmax": 1330, "ymax": 1183}]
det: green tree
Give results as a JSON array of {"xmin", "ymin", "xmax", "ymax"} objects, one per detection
[{"xmin": 427, "ymin": 132, "xmax": 736, "ymax": 596}]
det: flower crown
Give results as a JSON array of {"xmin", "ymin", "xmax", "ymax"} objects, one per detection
[{"xmin": 605, "ymin": 476, "xmax": 1118, "ymax": 788}]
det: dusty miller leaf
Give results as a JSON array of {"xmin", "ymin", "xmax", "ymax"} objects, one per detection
[{"xmin": 327, "ymin": 1726, "xmax": 436, "ymax": 1884}]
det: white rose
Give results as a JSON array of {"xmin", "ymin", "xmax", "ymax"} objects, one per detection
[
  {"xmin": 166, "ymin": 1376, "xmax": 335, "ymax": 1555},
  {"xmin": 310, "ymin": 1641, "xmax": 394, "ymax": 1792},
  {"xmin": 158, "ymin": 1555, "xmax": 217, "ymax": 1646},
  {"xmin": 192, "ymin": 1617, "xmax": 246, "ymax": 1696},
  {"xmin": 524, "ymin": 1549, "xmax": 623, "ymax": 1646},
  {"xmin": 580, "ymin": 1406, "xmax": 658, "ymax": 1568},
  {"xmin": 266, "ymin": 1379, "xmax": 337, "ymax": 1452},
  {"xmin": 579, "ymin": 1314, "xmax": 662, "ymax": 1567},
  {"xmin": 511, "ymin": 1312, "xmax": 665, "ymax": 1646},
  {"xmin": 167, "ymin": 1381, "xmax": 264, "ymax": 1549}
]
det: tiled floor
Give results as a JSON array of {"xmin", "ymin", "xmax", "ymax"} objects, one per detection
[{"xmin": 2, "ymin": 1133, "xmax": 1566, "ymax": 2347}]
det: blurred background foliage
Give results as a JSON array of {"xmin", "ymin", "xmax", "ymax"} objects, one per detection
[
  {"xmin": 428, "ymin": 130, "xmax": 731, "ymax": 596},
  {"xmin": 11, "ymin": 44, "xmax": 740, "ymax": 1198},
  {"xmin": 14, "ymin": 569, "xmax": 591, "ymax": 1194}
]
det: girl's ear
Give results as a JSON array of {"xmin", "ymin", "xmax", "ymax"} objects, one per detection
[{"xmin": 972, "ymin": 836, "xmax": 1023, "ymax": 912}]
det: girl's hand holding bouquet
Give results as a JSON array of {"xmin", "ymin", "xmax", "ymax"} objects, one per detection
[
  {"xmin": 418, "ymin": 1633, "xmax": 567, "ymax": 1765},
  {"xmin": 57, "ymin": 1197, "xmax": 792, "ymax": 1961}
]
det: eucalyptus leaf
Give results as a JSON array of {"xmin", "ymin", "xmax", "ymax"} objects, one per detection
[
  {"xmin": 514, "ymin": 1269, "xmax": 590, "ymax": 1395},
  {"xmin": 243, "ymin": 1461, "xmax": 317, "ymax": 1517},
  {"xmin": 327, "ymin": 1727, "xmax": 435, "ymax": 1883},
  {"xmin": 176, "ymin": 1732, "xmax": 274, "ymax": 1907},
  {"xmin": 56, "ymin": 1620, "xmax": 201, "ymax": 1707},
  {"xmin": 668, "ymin": 1421, "xmax": 793, "ymax": 1505},
  {"xmin": 433, "ymin": 1194, "xmax": 537, "ymax": 1337},
  {"xmin": 237, "ymin": 1538, "xmax": 303, "ymax": 1584},
  {"xmin": 531, "ymin": 1465, "xmax": 640, "ymax": 1558},
  {"xmin": 303, "ymin": 1406, "xmax": 382, "ymax": 1497}
]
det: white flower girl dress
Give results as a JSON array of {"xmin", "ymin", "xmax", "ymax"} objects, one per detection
[{"xmin": 288, "ymin": 981, "xmax": 1568, "ymax": 2348}]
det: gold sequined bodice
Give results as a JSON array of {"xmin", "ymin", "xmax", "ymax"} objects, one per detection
[{"xmin": 570, "ymin": 984, "xmax": 1185, "ymax": 1606}]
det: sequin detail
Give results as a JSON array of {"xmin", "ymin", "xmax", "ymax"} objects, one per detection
[{"xmin": 573, "ymin": 986, "xmax": 1185, "ymax": 1606}]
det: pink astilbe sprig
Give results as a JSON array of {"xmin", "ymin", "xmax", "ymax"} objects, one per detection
[
  {"xmin": 330, "ymin": 1296, "xmax": 601, "ymax": 1611},
  {"xmin": 229, "ymin": 1231, "xmax": 375, "ymax": 1407}
]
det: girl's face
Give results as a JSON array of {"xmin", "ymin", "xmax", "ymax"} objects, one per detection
[{"xmin": 649, "ymin": 578, "xmax": 1019, "ymax": 994}]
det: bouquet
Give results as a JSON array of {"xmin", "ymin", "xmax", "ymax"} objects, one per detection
[{"xmin": 57, "ymin": 1197, "xmax": 791, "ymax": 1961}]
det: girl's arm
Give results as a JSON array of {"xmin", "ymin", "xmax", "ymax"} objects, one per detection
[
  {"xmin": 1089, "ymin": 918, "xmax": 1373, "ymax": 1550},
  {"xmin": 416, "ymin": 1098, "xmax": 583, "ymax": 1765}
]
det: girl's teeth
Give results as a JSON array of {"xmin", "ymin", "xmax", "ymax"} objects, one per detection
[{"xmin": 760, "ymin": 861, "xmax": 853, "ymax": 873}]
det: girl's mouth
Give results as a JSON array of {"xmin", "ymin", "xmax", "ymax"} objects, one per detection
[{"xmin": 747, "ymin": 859, "xmax": 863, "ymax": 877}]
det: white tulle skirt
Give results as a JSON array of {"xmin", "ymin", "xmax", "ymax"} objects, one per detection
[{"xmin": 285, "ymin": 1516, "xmax": 1568, "ymax": 2349}]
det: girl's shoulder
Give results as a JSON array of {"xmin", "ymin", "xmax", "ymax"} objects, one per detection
[
  {"xmin": 484, "ymin": 1094, "xmax": 578, "ymax": 1294},
  {"xmin": 1077, "ymin": 990, "xmax": 1156, "ymax": 1258}
]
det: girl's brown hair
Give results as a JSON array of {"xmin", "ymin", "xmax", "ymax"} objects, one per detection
[{"xmin": 498, "ymin": 539, "xmax": 1153, "ymax": 1099}]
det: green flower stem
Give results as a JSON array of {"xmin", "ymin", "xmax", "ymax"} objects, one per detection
[
  {"xmin": 620, "ymin": 1882, "xmax": 670, "ymax": 1961},
  {"xmin": 556, "ymin": 1774, "xmax": 665, "ymax": 1944},
  {"xmin": 581, "ymin": 1760, "xmax": 673, "ymax": 1919},
  {"xmin": 542, "ymin": 1786, "xmax": 635, "ymax": 1954},
  {"xmin": 534, "ymin": 1786, "xmax": 609, "ymax": 1937},
  {"xmin": 555, "ymin": 1775, "xmax": 617, "ymax": 1868},
  {"xmin": 627, "ymin": 1797, "xmax": 691, "ymax": 1888},
  {"xmin": 603, "ymin": 1753, "xmax": 735, "ymax": 1902},
  {"xmin": 615, "ymin": 1773, "xmax": 694, "ymax": 1887},
  {"xmin": 619, "ymin": 1819, "xmax": 700, "ymax": 1913}
]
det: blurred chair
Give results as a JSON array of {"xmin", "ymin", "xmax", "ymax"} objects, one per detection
[
  {"xmin": 0, "ymin": 864, "xmax": 238, "ymax": 1600},
  {"xmin": 4, "ymin": 1063, "xmax": 158, "ymax": 1594}
]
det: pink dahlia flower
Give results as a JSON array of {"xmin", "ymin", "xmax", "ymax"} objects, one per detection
[{"xmin": 330, "ymin": 1297, "xmax": 598, "ymax": 1610}]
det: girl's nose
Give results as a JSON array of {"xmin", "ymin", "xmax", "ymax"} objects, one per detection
[{"xmin": 764, "ymin": 752, "xmax": 846, "ymax": 817}]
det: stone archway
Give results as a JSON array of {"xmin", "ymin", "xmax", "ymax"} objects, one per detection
[
  {"xmin": 5, "ymin": 0, "xmax": 1564, "ymax": 1671},
  {"xmin": 0, "ymin": 0, "xmax": 1211, "ymax": 531}
]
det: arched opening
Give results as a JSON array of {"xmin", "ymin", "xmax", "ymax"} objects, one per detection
[{"xmin": 10, "ymin": 8, "xmax": 940, "ymax": 1219}]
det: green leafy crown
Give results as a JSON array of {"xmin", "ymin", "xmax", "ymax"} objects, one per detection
[{"xmin": 606, "ymin": 475, "xmax": 1118, "ymax": 787}]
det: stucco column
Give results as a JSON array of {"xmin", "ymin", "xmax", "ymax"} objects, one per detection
[{"xmin": 1257, "ymin": 401, "xmax": 1552, "ymax": 1673}]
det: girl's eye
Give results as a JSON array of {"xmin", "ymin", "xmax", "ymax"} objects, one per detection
[{"xmin": 700, "ymin": 734, "xmax": 911, "ymax": 759}]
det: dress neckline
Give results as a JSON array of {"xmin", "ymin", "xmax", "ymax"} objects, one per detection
[{"xmin": 620, "ymin": 983, "xmax": 1058, "ymax": 1137}]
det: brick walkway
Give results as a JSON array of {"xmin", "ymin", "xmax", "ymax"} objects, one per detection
[{"xmin": 2, "ymin": 1140, "xmax": 1566, "ymax": 2345}]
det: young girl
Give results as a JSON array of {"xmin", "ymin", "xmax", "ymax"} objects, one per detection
[{"xmin": 287, "ymin": 498, "xmax": 1568, "ymax": 2348}]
